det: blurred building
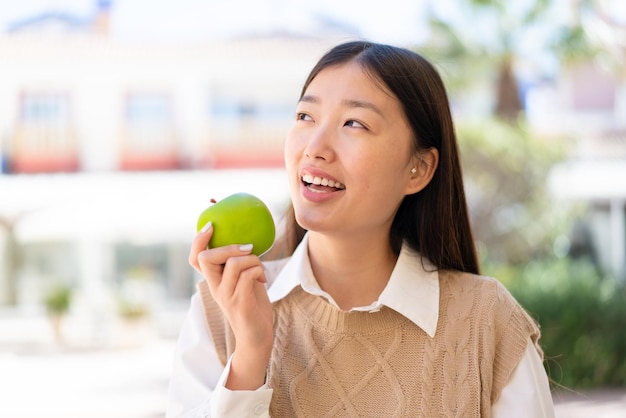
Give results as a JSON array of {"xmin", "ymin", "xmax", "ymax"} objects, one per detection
[{"xmin": 0, "ymin": 0, "xmax": 352, "ymax": 334}]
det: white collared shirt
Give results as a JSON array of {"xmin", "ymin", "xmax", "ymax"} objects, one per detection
[{"xmin": 166, "ymin": 235, "xmax": 555, "ymax": 418}]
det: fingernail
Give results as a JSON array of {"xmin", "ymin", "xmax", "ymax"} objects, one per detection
[
  {"xmin": 200, "ymin": 221, "xmax": 212, "ymax": 233},
  {"xmin": 239, "ymin": 244, "xmax": 253, "ymax": 252}
]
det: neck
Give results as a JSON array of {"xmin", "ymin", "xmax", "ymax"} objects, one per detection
[{"xmin": 307, "ymin": 230, "xmax": 398, "ymax": 310}]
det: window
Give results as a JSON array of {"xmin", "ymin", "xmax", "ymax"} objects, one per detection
[
  {"xmin": 120, "ymin": 91, "xmax": 179, "ymax": 170},
  {"xmin": 11, "ymin": 90, "xmax": 78, "ymax": 173}
]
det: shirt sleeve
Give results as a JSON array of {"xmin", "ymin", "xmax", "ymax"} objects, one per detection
[
  {"xmin": 492, "ymin": 339, "xmax": 555, "ymax": 418},
  {"xmin": 165, "ymin": 291, "xmax": 273, "ymax": 418}
]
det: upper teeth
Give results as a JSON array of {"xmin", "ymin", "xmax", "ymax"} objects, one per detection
[{"xmin": 302, "ymin": 174, "xmax": 345, "ymax": 190}]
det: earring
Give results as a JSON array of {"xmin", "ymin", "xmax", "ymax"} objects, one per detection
[{"xmin": 410, "ymin": 167, "xmax": 417, "ymax": 174}]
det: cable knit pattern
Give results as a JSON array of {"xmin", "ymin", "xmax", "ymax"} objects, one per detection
[
  {"xmin": 268, "ymin": 295, "xmax": 291, "ymax": 396},
  {"xmin": 440, "ymin": 273, "xmax": 473, "ymax": 416},
  {"xmin": 274, "ymin": 291, "xmax": 412, "ymax": 417},
  {"xmin": 197, "ymin": 269, "xmax": 541, "ymax": 418}
]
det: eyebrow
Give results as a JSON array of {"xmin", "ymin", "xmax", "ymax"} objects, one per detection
[{"xmin": 300, "ymin": 94, "xmax": 385, "ymax": 118}]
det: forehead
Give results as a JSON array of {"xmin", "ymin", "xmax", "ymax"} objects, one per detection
[
  {"xmin": 304, "ymin": 61, "xmax": 396, "ymax": 102},
  {"xmin": 301, "ymin": 61, "xmax": 405, "ymax": 119}
]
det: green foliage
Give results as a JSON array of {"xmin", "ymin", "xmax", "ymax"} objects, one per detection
[
  {"xmin": 457, "ymin": 118, "xmax": 572, "ymax": 264},
  {"xmin": 43, "ymin": 284, "xmax": 72, "ymax": 315},
  {"xmin": 486, "ymin": 257, "xmax": 626, "ymax": 389},
  {"xmin": 118, "ymin": 298, "xmax": 150, "ymax": 320},
  {"xmin": 457, "ymin": 118, "xmax": 626, "ymax": 389},
  {"xmin": 551, "ymin": 24, "xmax": 599, "ymax": 65}
]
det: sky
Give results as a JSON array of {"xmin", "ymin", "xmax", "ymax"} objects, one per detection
[{"xmin": 0, "ymin": 0, "xmax": 430, "ymax": 45}]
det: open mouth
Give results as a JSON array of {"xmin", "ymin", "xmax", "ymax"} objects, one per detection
[{"xmin": 302, "ymin": 173, "xmax": 345, "ymax": 192}]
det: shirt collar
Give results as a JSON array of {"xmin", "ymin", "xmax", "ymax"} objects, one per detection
[{"xmin": 266, "ymin": 234, "xmax": 440, "ymax": 337}]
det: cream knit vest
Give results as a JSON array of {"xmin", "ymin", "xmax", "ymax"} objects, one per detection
[{"xmin": 198, "ymin": 269, "xmax": 542, "ymax": 418}]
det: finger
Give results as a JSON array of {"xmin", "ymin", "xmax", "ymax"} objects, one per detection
[
  {"xmin": 222, "ymin": 256, "xmax": 266, "ymax": 291},
  {"xmin": 213, "ymin": 250, "xmax": 262, "ymax": 297},
  {"xmin": 197, "ymin": 244, "xmax": 256, "ymax": 294},
  {"xmin": 227, "ymin": 264, "xmax": 267, "ymax": 309},
  {"xmin": 220, "ymin": 263, "xmax": 266, "ymax": 299},
  {"xmin": 237, "ymin": 265, "xmax": 267, "ymax": 289},
  {"xmin": 188, "ymin": 221, "xmax": 214, "ymax": 272}
]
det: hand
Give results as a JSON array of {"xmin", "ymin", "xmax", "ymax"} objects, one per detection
[{"xmin": 189, "ymin": 223, "xmax": 274, "ymax": 390}]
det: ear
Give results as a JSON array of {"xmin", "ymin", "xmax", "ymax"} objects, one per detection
[{"xmin": 405, "ymin": 147, "xmax": 439, "ymax": 195}]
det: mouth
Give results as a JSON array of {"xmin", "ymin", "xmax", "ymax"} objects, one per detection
[{"xmin": 301, "ymin": 173, "xmax": 345, "ymax": 193}]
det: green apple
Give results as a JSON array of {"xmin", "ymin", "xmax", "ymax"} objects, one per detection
[{"xmin": 196, "ymin": 192, "xmax": 276, "ymax": 256}]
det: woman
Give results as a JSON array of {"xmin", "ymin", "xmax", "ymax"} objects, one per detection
[{"xmin": 166, "ymin": 41, "xmax": 554, "ymax": 417}]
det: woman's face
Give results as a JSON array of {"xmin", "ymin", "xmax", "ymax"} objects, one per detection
[{"xmin": 284, "ymin": 61, "xmax": 422, "ymax": 237}]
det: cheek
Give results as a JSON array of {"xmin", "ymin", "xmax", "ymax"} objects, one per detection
[
  {"xmin": 358, "ymin": 151, "xmax": 410, "ymax": 196},
  {"xmin": 353, "ymin": 146, "xmax": 405, "ymax": 180}
]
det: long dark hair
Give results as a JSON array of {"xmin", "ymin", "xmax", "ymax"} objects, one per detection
[{"xmin": 268, "ymin": 41, "xmax": 479, "ymax": 275}]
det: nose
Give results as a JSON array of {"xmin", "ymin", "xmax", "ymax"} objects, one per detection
[{"xmin": 304, "ymin": 125, "xmax": 334, "ymax": 162}]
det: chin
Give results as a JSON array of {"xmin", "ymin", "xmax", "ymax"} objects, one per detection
[{"xmin": 294, "ymin": 210, "xmax": 329, "ymax": 233}]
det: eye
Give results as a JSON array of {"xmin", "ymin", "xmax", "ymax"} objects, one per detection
[
  {"xmin": 344, "ymin": 119, "xmax": 366, "ymax": 129},
  {"xmin": 296, "ymin": 112, "xmax": 313, "ymax": 122}
]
